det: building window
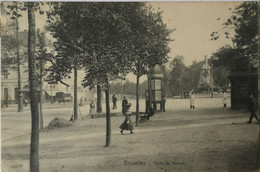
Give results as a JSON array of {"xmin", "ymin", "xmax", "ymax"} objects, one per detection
[{"xmin": 3, "ymin": 69, "xmax": 9, "ymax": 79}]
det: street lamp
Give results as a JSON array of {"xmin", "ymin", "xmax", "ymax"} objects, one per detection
[{"xmin": 16, "ymin": 3, "xmax": 24, "ymax": 112}]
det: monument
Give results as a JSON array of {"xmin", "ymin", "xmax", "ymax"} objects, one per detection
[{"xmin": 196, "ymin": 56, "xmax": 215, "ymax": 97}]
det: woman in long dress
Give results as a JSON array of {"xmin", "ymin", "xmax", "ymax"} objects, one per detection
[
  {"xmin": 120, "ymin": 103, "xmax": 134, "ymax": 134},
  {"xmin": 190, "ymin": 92, "xmax": 195, "ymax": 109}
]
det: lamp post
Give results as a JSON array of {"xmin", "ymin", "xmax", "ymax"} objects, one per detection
[{"xmin": 16, "ymin": 2, "xmax": 23, "ymax": 112}]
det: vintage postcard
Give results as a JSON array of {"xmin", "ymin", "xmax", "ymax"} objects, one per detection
[{"xmin": 1, "ymin": 1, "xmax": 260, "ymax": 172}]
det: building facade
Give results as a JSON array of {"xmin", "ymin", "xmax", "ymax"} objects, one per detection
[{"xmin": 1, "ymin": 31, "xmax": 94, "ymax": 106}]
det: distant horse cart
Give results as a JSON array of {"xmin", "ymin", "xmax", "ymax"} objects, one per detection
[{"xmin": 55, "ymin": 92, "xmax": 73, "ymax": 103}]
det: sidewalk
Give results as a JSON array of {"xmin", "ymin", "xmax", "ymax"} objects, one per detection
[{"xmin": 1, "ymin": 102, "xmax": 74, "ymax": 113}]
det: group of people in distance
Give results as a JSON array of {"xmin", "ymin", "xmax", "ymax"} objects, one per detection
[
  {"xmin": 87, "ymin": 91, "xmax": 259, "ymax": 135},
  {"xmin": 190, "ymin": 91, "xmax": 259, "ymax": 124}
]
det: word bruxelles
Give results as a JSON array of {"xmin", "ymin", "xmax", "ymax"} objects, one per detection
[
  {"xmin": 124, "ymin": 160, "xmax": 184, "ymax": 166},
  {"xmin": 124, "ymin": 160, "xmax": 146, "ymax": 166}
]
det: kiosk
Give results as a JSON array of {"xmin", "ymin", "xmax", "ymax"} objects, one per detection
[{"xmin": 146, "ymin": 65, "xmax": 164, "ymax": 112}]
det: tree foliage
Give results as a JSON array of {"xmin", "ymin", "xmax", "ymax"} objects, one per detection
[
  {"xmin": 129, "ymin": 5, "xmax": 173, "ymax": 78},
  {"xmin": 47, "ymin": 2, "xmax": 137, "ymax": 86},
  {"xmin": 3, "ymin": 2, "xmax": 46, "ymax": 171},
  {"xmin": 46, "ymin": 2, "xmax": 170, "ymax": 146},
  {"xmin": 211, "ymin": 2, "xmax": 258, "ymax": 71},
  {"xmin": 1, "ymin": 21, "xmax": 17, "ymax": 69},
  {"xmin": 167, "ymin": 56, "xmax": 187, "ymax": 96},
  {"xmin": 165, "ymin": 56, "xmax": 227, "ymax": 97}
]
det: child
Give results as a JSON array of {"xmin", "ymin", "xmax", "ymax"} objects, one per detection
[{"xmin": 89, "ymin": 101, "xmax": 95, "ymax": 118}]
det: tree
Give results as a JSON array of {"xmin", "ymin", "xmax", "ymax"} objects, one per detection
[
  {"xmin": 109, "ymin": 82, "xmax": 122, "ymax": 95},
  {"xmin": 1, "ymin": 20, "xmax": 16, "ymax": 59},
  {"xmin": 211, "ymin": 2, "xmax": 258, "ymax": 109},
  {"xmin": 5, "ymin": 2, "xmax": 46, "ymax": 171},
  {"xmin": 212, "ymin": 66, "xmax": 229, "ymax": 90},
  {"xmin": 96, "ymin": 85, "xmax": 102, "ymax": 113},
  {"xmin": 28, "ymin": 2, "xmax": 39, "ymax": 171},
  {"xmin": 122, "ymin": 80, "xmax": 136, "ymax": 95},
  {"xmin": 47, "ymin": 2, "xmax": 141, "ymax": 147},
  {"xmin": 1, "ymin": 21, "xmax": 17, "ymax": 72},
  {"xmin": 211, "ymin": 2, "xmax": 258, "ymax": 72},
  {"xmin": 47, "ymin": 3, "xmax": 88, "ymax": 121},
  {"xmin": 257, "ymin": 2, "xmax": 260, "ymax": 167},
  {"xmin": 183, "ymin": 60, "xmax": 204, "ymax": 92},
  {"xmin": 167, "ymin": 56, "xmax": 187, "ymax": 96},
  {"xmin": 127, "ymin": 4, "xmax": 172, "ymax": 126},
  {"xmin": 35, "ymin": 30, "xmax": 51, "ymax": 132},
  {"xmin": 3, "ymin": 2, "xmax": 25, "ymax": 112},
  {"xmin": 81, "ymin": 3, "xmax": 139, "ymax": 147}
]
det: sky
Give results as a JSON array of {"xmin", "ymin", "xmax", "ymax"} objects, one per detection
[
  {"xmin": 150, "ymin": 1, "xmax": 240, "ymax": 66},
  {"xmin": 2, "ymin": 1, "xmax": 241, "ymax": 83}
]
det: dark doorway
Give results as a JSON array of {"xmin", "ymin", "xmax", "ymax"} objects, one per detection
[
  {"xmin": 4, "ymin": 88, "xmax": 8, "ymax": 107},
  {"xmin": 15, "ymin": 87, "xmax": 18, "ymax": 103}
]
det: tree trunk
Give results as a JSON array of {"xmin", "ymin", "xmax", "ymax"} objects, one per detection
[
  {"xmin": 148, "ymin": 69, "xmax": 152, "ymax": 109},
  {"xmin": 28, "ymin": 3, "xmax": 39, "ymax": 172},
  {"xmin": 39, "ymin": 58, "xmax": 43, "ymax": 132},
  {"xmin": 105, "ymin": 88, "xmax": 111, "ymax": 147},
  {"xmin": 257, "ymin": 1, "xmax": 260, "ymax": 168},
  {"xmin": 73, "ymin": 63, "xmax": 78, "ymax": 120},
  {"xmin": 16, "ymin": 2, "xmax": 23, "ymax": 112},
  {"xmin": 136, "ymin": 75, "xmax": 140, "ymax": 126},
  {"xmin": 97, "ymin": 85, "xmax": 102, "ymax": 113}
]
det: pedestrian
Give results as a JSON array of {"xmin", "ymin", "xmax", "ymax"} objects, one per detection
[
  {"xmin": 223, "ymin": 91, "xmax": 227, "ymax": 108},
  {"xmin": 162, "ymin": 95, "xmax": 166, "ymax": 112},
  {"xmin": 146, "ymin": 107, "xmax": 154, "ymax": 120},
  {"xmin": 89, "ymin": 101, "xmax": 96, "ymax": 118},
  {"xmin": 120, "ymin": 103, "xmax": 134, "ymax": 134},
  {"xmin": 4, "ymin": 94, "xmax": 8, "ymax": 107},
  {"xmin": 79, "ymin": 97, "xmax": 83, "ymax": 106},
  {"xmin": 112, "ymin": 95, "xmax": 117, "ymax": 110},
  {"xmin": 190, "ymin": 92, "xmax": 195, "ymax": 109},
  {"xmin": 23, "ymin": 97, "xmax": 28, "ymax": 107},
  {"xmin": 247, "ymin": 94, "xmax": 259, "ymax": 124},
  {"xmin": 122, "ymin": 96, "xmax": 128, "ymax": 113}
]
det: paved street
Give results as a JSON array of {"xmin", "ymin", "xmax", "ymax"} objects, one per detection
[{"xmin": 1, "ymin": 97, "xmax": 260, "ymax": 172}]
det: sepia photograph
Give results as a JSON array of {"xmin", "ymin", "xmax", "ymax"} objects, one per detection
[{"xmin": 1, "ymin": 1, "xmax": 260, "ymax": 172}]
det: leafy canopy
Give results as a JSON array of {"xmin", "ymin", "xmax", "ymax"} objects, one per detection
[{"xmin": 211, "ymin": 2, "xmax": 258, "ymax": 71}]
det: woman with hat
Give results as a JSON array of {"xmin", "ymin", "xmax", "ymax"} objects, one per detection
[{"xmin": 120, "ymin": 103, "xmax": 134, "ymax": 134}]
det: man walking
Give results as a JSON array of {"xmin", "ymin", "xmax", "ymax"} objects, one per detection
[
  {"xmin": 247, "ymin": 94, "xmax": 259, "ymax": 124},
  {"xmin": 112, "ymin": 95, "xmax": 117, "ymax": 109}
]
